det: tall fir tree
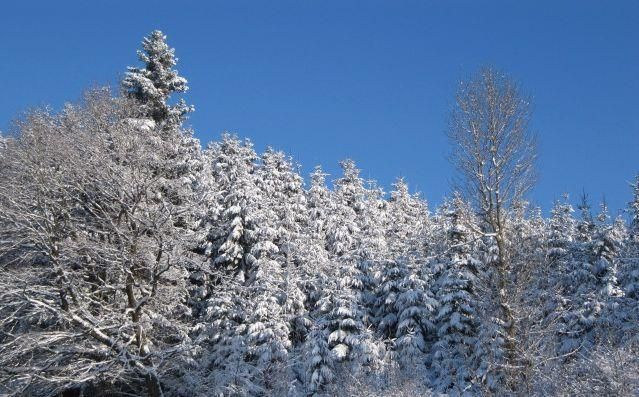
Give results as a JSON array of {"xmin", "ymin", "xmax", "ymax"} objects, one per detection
[
  {"xmin": 122, "ymin": 30, "xmax": 192, "ymax": 126},
  {"xmin": 432, "ymin": 195, "xmax": 482, "ymax": 395}
]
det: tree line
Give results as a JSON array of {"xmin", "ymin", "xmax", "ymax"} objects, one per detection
[{"xmin": 1, "ymin": 30, "xmax": 638, "ymax": 396}]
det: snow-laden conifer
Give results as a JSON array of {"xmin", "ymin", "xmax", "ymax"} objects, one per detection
[
  {"xmin": 122, "ymin": 30, "xmax": 192, "ymax": 126},
  {"xmin": 431, "ymin": 195, "xmax": 482, "ymax": 395}
]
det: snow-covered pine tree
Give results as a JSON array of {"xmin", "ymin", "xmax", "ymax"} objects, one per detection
[
  {"xmin": 332, "ymin": 160, "xmax": 379, "ymax": 325},
  {"xmin": 193, "ymin": 134, "xmax": 263, "ymax": 394},
  {"xmin": 303, "ymin": 166, "xmax": 333, "ymax": 308},
  {"xmin": 325, "ymin": 159, "xmax": 363, "ymax": 258},
  {"xmin": 588, "ymin": 202, "xmax": 626, "ymax": 342},
  {"xmin": 378, "ymin": 178, "xmax": 437, "ymax": 368},
  {"xmin": 576, "ymin": 193, "xmax": 596, "ymax": 244},
  {"xmin": 386, "ymin": 177, "xmax": 430, "ymax": 261},
  {"xmin": 300, "ymin": 166, "xmax": 343, "ymax": 394},
  {"xmin": 122, "ymin": 30, "xmax": 193, "ymax": 127},
  {"xmin": 616, "ymin": 176, "xmax": 639, "ymax": 342},
  {"xmin": 357, "ymin": 181, "xmax": 387, "ymax": 326},
  {"xmin": 431, "ymin": 194, "xmax": 482, "ymax": 395},
  {"xmin": 591, "ymin": 201, "xmax": 625, "ymax": 298},
  {"xmin": 631, "ymin": 175, "xmax": 639, "ymax": 242},
  {"xmin": 307, "ymin": 166, "xmax": 331, "ymax": 241},
  {"xmin": 374, "ymin": 259, "xmax": 406, "ymax": 341},
  {"xmin": 622, "ymin": 176, "xmax": 639, "ymax": 301},
  {"xmin": 547, "ymin": 198, "xmax": 577, "ymax": 280},
  {"xmin": 256, "ymin": 148, "xmax": 311, "ymax": 346},
  {"xmin": 321, "ymin": 160, "xmax": 378, "ymax": 368},
  {"xmin": 555, "ymin": 196, "xmax": 602, "ymax": 356},
  {"xmin": 393, "ymin": 259, "xmax": 437, "ymax": 368},
  {"xmin": 0, "ymin": 132, "xmax": 7, "ymax": 152},
  {"xmin": 304, "ymin": 324, "xmax": 336, "ymax": 396},
  {"xmin": 542, "ymin": 197, "xmax": 576, "ymax": 336},
  {"xmin": 203, "ymin": 134, "xmax": 260, "ymax": 279}
]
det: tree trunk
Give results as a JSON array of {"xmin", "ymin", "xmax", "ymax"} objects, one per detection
[{"xmin": 146, "ymin": 371, "xmax": 164, "ymax": 397}]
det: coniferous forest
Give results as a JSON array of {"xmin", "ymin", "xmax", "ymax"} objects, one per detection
[{"xmin": 1, "ymin": 31, "xmax": 639, "ymax": 397}]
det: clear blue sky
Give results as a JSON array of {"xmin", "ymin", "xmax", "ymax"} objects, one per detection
[{"xmin": 2, "ymin": 1, "xmax": 638, "ymax": 215}]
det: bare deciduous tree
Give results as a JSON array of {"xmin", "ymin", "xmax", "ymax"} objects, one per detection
[
  {"xmin": 447, "ymin": 67, "xmax": 537, "ymax": 389},
  {"xmin": 448, "ymin": 67, "xmax": 537, "ymax": 239},
  {"xmin": 0, "ymin": 91, "xmax": 199, "ymax": 397}
]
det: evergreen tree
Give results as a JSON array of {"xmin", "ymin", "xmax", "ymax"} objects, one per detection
[
  {"xmin": 122, "ymin": 30, "xmax": 192, "ymax": 126},
  {"xmin": 374, "ymin": 259, "xmax": 406, "ymax": 340},
  {"xmin": 386, "ymin": 177, "xmax": 430, "ymax": 260},
  {"xmin": 321, "ymin": 160, "xmax": 379, "ymax": 367},
  {"xmin": 630, "ymin": 175, "xmax": 639, "ymax": 241},
  {"xmin": 622, "ymin": 176, "xmax": 639, "ymax": 300},
  {"xmin": 432, "ymin": 195, "xmax": 482, "ymax": 395},
  {"xmin": 194, "ymin": 134, "xmax": 263, "ymax": 393},
  {"xmin": 591, "ymin": 202, "xmax": 624, "ymax": 299},
  {"xmin": 203, "ymin": 134, "xmax": 260, "ymax": 279},
  {"xmin": 394, "ymin": 260, "xmax": 437, "ymax": 368},
  {"xmin": 256, "ymin": 148, "xmax": 310, "ymax": 342},
  {"xmin": 304, "ymin": 325, "xmax": 335, "ymax": 395}
]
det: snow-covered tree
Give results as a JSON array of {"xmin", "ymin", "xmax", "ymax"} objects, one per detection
[
  {"xmin": 304, "ymin": 325, "xmax": 335, "ymax": 395},
  {"xmin": 630, "ymin": 175, "xmax": 639, "ymax": 241},
  {"xmin": 431, "ymin": 195, "xmax": 482, "ymax": 395},
  {"xmin": 386, "ymin": 178, "xmax": 429, "ymax": 260},
  {"xmin": 122, "ymin": 30, "xmax": 192, "ymax": 126},
  {"xmin": 0, "ymin": 132, "xmax": 7, "ymax": 153},
  {"xmin": 375, "ymin": 259, "xmax": 406, "ymax": 340},
  {"xmin": 394, "ymin": 261, "xmax": 437, "ymax": 368},
  {"xmin": 202, "ymin": 134, "xmax": 259, "ymax": 278},
  {"xmin": 555, "ymin": 200, "xmax": 604, "ymax": 356},
  {"xmin": 591, "ymin": 202, "xmax": 625, "ymax": 299},
  {"xmin": 0, "ymin": 91, "xmax": 195, "ymax": 397},
  {"xmin": 622, "ymin": 176, "xmax": 639, "ymax": 300}
]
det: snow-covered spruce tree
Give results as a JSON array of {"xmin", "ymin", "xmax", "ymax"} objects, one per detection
[
  {"xmin": 303, "ymin": 166, "xmax": 333, "ymax": 308},
  {"xmin": 559, "ymin": 200, "xmax": 625, "ymax": 355},
  {"xmin": 393, "ymin": 259, "xmax": 437, "ymax": 369},
  {"xmin": 333, "ymin": 160, "xmax": 379, "ymax": 326},
  {"xmin": 378, "ymin": 178, "xmax": 436, "ymax": 367},
  {"xmin": 431, "ymin": 194, "xmax": 482, "ymax": 395},
  {"xmin": 621, "ymin": 176, "xmax": 639, "ymax": 301},
  {"xmin": 546, "ymin": 198, "xmax": 577, "ymax": 288},
  {"xmin": 304, "ymin": 323, "xmax": 336, "ymax": 396},
  {"xmin": 122, "ymin": 30, "xmax": 193, "ymax": 127},
  {"xmin": 320, "ymin": 160, "xmax": 379, "ymax": 372},
  {"xmin": 540, "ymin": 198, "xmax": 575, "ymax": 344},
  {"xmin": 589, "ymin": 203, "xmax": 626, "ymax": 340},
  {"xmin": 617, "ymin": 176, "xmax": 639, "ymax": 343},
  {"xmin": 386, "ymin": 177, "xmax": 430, "ymax": 261},
  {"xmin": 0, "ymin": 132, "xmax": 7, "ymax": 153},
  {"xmin": 374, "ymin": 259, "xmax": 406, "ymax": 341},
  {"xmin": 631, "ymin": 175, "xmax": 639, "ymax": 241},
  {"xmin": 238, "ymin": 147, "xmax": 319, "ymax": 393},
  {"xmin": 193, "ymin": 134, "xmax": 264, "ymax": 395},
  {"xmin": 325, "ymin": 159, "xmax": 364, "ymax": 258},
  {"xmin": 202, "ymin": 134, "xmax": 260, "ymax": 279},
  {"xmin": 591, "ymin": 202, "xmax": 625, "ymax": 299},
  {"xmin": 576, "ymin": 194, "xmax": 596, "ymax": 244},
  {"xmin": 357, "ymin": 182, "xmax": 388, "ymax": 330},
  {"xmin": 302, "ymin": 166, "xmax": 339, "ymax": 395},
  {"xmin": 256, "ymin": 148, "xmax": 311, "ymax": 347},
  {"xmin": 307, "ymin": 166, "xmax": 331, "ymax": 240}
]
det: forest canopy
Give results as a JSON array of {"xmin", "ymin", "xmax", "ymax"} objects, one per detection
[{"xmin": 1, "ymin": 30, "xmax": 639, "ymax": 397}]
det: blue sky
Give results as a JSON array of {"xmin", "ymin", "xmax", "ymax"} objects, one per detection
[{"xmin": 1, "ymin": 1, "xmax": 638, "ymax": 215}]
